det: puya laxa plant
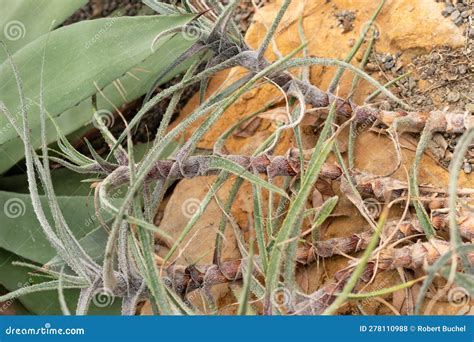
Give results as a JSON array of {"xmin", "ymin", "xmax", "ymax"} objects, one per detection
[{"xmin": 0, "ymin": 0, "xmax": 472, "ymax": 315}]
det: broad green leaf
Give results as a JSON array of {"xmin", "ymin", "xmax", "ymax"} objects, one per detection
[
  {"xmin": 0, "ymin": 168, "xmax": 90, "ymax": 195},
  {"xmin": 46, "ymin": 224, "xmax": 109, "ymax": 268},
  {"xmin": 0, "ymin": 190, "xmax": 114, "ymax": 264},
  {"xmin": 0, "ymin": 14, "xmax": 194, "ymax": 174},
  {"xmin": 0, "ymin": 0, "xmax": 87, "ymax": 53}
]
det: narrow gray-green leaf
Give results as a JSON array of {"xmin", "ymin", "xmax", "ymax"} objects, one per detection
[
  {"xmin": 311, "ymin": 195, "xmax": 338, "ymax": 241},
  {"xmin": 209, "ymin": 156, "xmax": 288, "ymax": 198}
]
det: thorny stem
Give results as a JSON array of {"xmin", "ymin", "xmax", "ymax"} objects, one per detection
[
  {"xmin": 162, "ymin": 216, "xmax": 473, "ymax": 304},
  {"xmin": 296, "ymin": 242, "xmax": 474, "ymax": 315},
  {"xmin": 66, "ymin": 150, "xmax": 473, "ymax": 208}
]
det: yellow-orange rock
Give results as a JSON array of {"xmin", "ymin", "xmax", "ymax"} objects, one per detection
[
  {"xmin": 173, "ymin": 0, "xmax": 465, "ymax": 153},
  {"xmin": 157, "ymin": 0, "xmax": 471, "ymax": 315}
]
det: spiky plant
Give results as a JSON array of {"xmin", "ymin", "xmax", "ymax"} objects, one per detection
[{"xmin": 0, "ymin": 0, "xmax": 472, "ymax": 316}]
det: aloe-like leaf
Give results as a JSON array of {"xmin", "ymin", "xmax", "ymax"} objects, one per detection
[
  {"xmin": 0, "ymin": 168, "xmax": 90, "ymax": 195},
  {"xmin": 0, "ymin": 0, "xmax": 87, "ymax": 53},
  {"xmin": 0, "ymin": 14, "xmax": 194, "ymax": 174},
  {"xmin": 0, "ymin": 190, "xmax": 115, "ymax": 264},
  {"xmin": 47, "ymin": 224, "xmax": 110, "ymax": 268}
]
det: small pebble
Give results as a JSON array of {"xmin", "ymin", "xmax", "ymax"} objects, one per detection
[
  {"xmin": 454, "ymin": 17, "xmax": 464, "ymax": 26},
  {"xmin": 465, "ymin": 103, "xmax": 474, "ymax": 113},
  {"xmin": 458, "ymin": 64, "xmax": 467, "ymax": 74},
  {"xmin": 469, "ymin": 28, "xmax": 474, "ymax": 39},
  {"xmin": 447, "ymin": 91, "xmax": 461, "ymax": 102},
  {"xmin": 445, "ymin": 5, "xmax": 455, "ymax": 15},
  {"xmin": 463, "ymin": 163, "xmax": 472, "ymax": 174},
  {"xmin": 384, "ymin": 60, "xmax": 395, "ymax": 69},
  {"xmin": 364, "ymin": 63, "xmax": 378, "ymax": 72},
  {"xmin": 393, "ymin": 60, "xmax": 404, "ymax": 72},
  {"xmin": 426, "ymin": 66, "xmax": 436, "ymax": 76},
  {"xmin": 445, "ymin": 72, "xmax": 459, "ymax": 81},
  {"xmin": 431, "ymin": 54, "xmax": 441, "ymax": 62},
  {"xmin": 450, "ymin": 10, "xmax": 461, "ymax": 21}
]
